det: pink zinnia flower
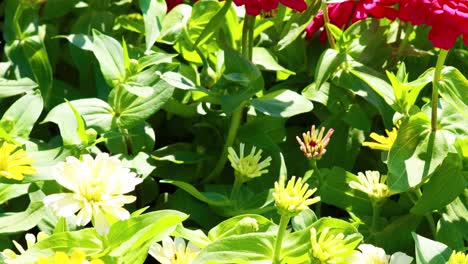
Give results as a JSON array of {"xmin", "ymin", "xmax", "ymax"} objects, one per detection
[
  {"xmin": 305, "ymin": 0, "xmax": 398, "ymax": 41},
  {"xmin": 233, "ymin": 0, "xmax": 307, "ymax": 16}
]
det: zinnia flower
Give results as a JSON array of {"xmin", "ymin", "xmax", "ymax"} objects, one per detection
[
  {"xmin": 305, "ymin": 0, "xmax": 399, "ymax": 41},
  {"xmin": 362, "ymin": 125, "xmax": 398, "ymax": 151},
  {"xmin": 447, "ymin": 250, "xmax": 468, "ymax": 264},
  {"xmin": 1, "ymin": 232, "xmax": 48, "ymax": 264},
  {"xmin": 347, "ymin": 244, "xmax": 413, "ymax": 264},
  {"xmin": 233, "ymin": 0, "xmax": 307, "ymax": 16},
  {"xmin": 296, "ymin": 125, "xmax": 334, "ymax": 159},
  {"xmin": 149, "ymin": 236, "xmax": 200, "ymax": 264},
  {"xmin": 36, "ymin": 250, "xmax": 104, "ymax": 264},
  {"xmin": 0, "ymin": 142, "xmax": 37, "ymax": 181},
  {"xmin": 309, "ymin": 227, "xmax": 355, "ymax": 263},
  {"xmin": 227, "ymin": 143, "xmax": 272, "ymax": 183},
  {"xmin": 273, "ymin": 175, "xmax": 320, "ymax": 217},
  {"xmin": 399, "ymin": 0, "xmax": 468, "ymax": 49},
  {"xmin": 349, "ymin": 171, "xmax": 394, "ymax": 202},
  {"xmin": 43, "ymin": 153, "xmax": 143, "ymax": 234}
]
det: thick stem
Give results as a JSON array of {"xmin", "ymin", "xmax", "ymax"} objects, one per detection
[
  {"xmin": 371, "ymin": 202, "xmax": 381, "ymax": 233},
  {"xmin": 431, "ymin": 49, "xmax": 449, "ymax": 131},
  {"xmin": 230, "ymin": 176, "xmax": 243, "ymax": 200},
  {"xmin": 273, "ymin": 215, "xmax": 291, "ymax": 264},
  {"xmin": 321, "ymin": 1, "xmax": 336, "ymax": 50},
  {"xmin": 242, "ymin": 15, "xmax": 255, "ymax": 59},
  {"xmin": 203, "ymin": 105, "xmax": 244, "ymax": 183},
  {"xmin": 247, "ymin": 16, "xmax": 255, "ymax": 60},
  {"xmin": 414, "ymin": 188, "xmax": 437, "ymax": 238}
]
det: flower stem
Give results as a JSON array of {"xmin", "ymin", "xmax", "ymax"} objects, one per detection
[
  {"xmin": 431, "ymin": 49, "xmax": 449, "ymax": 131},
  {"xmin": 230, "ymin": 176, "xmax": 243, "ymax": 200},
  {"xmin": 242, "ymin": 15, "xmax": 256, "ymax": 59},
  {"xmin": 321, "ymin": 1, "xmax": 336, "ymax": 50},
  {"xmin": 370, "ymin": 202, "xmax": 381, "ymax": 233},
  {"xmin": 414, "ymin": 188, "xmax": 437, "ymax": 238},
  {"xmin": 309, "ymin": 159, "xmax": 322, "ymax": 218},
  {"xmin": 273, "ymin": 215, "xmax": 291, "ymax": 264}
]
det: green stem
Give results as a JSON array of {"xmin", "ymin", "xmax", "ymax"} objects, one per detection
[
  {"xmin": 414, "ymin": 188, "xmax": 437, "ymax": 238},
  {"xmin": 242, "ymin": 15, "xmax": 255, "ymax": 59},
  {"xmin": 431, "ymin": 49, "xmax": 449, "ymax": 131},
  {"xmin": 203, "ymin": 105, "xmax": 244, "ymax": 183},
  {"xmin": 230, "ymin": 176, "xmax": 243, "ymax": 201},
  {"xmin": 309, "ymin": 159, "xmax": 322, "ymax": 218},
  {"xmin": 321, "ymin": 1, "xmax": 336, "ymax": 50},
  {"xmin": 371, "ymin": 202, "xmax": 381, "ymax": 233},
  {"xmin": 273, "ymin": 215, "xmax": 291, "ymax": 264},
  {"xmin": 247, "ymin": 16, "xmax": 255, "ymax": 60}
]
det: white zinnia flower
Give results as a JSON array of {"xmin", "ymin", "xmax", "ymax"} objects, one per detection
[
  {"xmin": 349, "ymin": 171, "xmax": 394, "ymax": 202},
  {"xmin": 43, "ymin": 153, "xmax": 142, "ymax": 234},
  {"xmin": 1, "ymin": 232, "xmax": 48, "ymax": 264},
  {"xmin": 348, "ymin": 244, "xmax": 413, "ymax": 264},
  {"xmin": 227, "ymin": 143, "xmax": 272, "ymax": 183},
  {"xmin": 149, "ymin": 237, "xmax": 200, "ymax": 264}
]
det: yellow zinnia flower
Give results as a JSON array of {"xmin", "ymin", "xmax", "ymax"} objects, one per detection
[
  {"xmin": 227, "ymin": 143, "xmax": 272, "ymax": 183},
  {"xmin": 0, "ymin": 142, "xmax": 37, "ymax": 180},
  {"xmin": 273, "ymin": 176, "xmax": 320, "ymax": 217},
  {"xmin": 36, "ymin": 250, "xmax": 104, "ymax": 264},
  {"xmin": 446, "ymin": 251, "xmax": 468, "ymax": 264},
  {"xmin": 362, "ymin": 126, "xmax": 399, "ymax": 151}
]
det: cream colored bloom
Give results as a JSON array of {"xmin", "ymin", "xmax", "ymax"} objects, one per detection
[
  {"xmin": 35, "ymin": 250, "xmax": 104, "ymax": 264},
  {"xmin": 296, "ymin": 125, "xmax": 334, "ymax": 159},
  {"xmin": 347, "ymin": 244, "xmax": 413, "ymax": 264},
  {"xmin": 0, "ymin": 142, "xmax": 37, "ymax": 180},
  {"xmin": 149, "ymin": 237, "xmax": 200, "ymax": 264},
  {"xmin": 273, "ymin": 176, "xmax": 320, "ymax": 217},
  {"xmin": 309, "ymin": 227, "xmax": 354, "ymax": 264},
  {"xmin": 349, "ymin": 171, "xmax": 393, "ymax": 202},
  {"xmin": 227, "ymin": 143, "xmax": 272, "ymax": 183},
  {"xmin": 362, "ymin": 126, "xmax": 398, "ymax": 151},
  {"xmin": 1, "ymin": 232, "xmax": 48, "ymax": 264},
  {"xmin": 43, "ymin": 153, "xmax": 143, "ymax": 234},
  {"xmin": 447, "ymin": 251, "xmax": 468, "ymax": 264}
]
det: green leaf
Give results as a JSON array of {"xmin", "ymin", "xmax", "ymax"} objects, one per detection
[
  {"xmin": 160, "ymin": 180, "xmax": 231, "ymax": 207},
  {"xmin": 192, "ymin": 233, "xmax": 275, "ymax": 264},
  {"xmin": 107, "ymin": 210, "xmax": 188, "ymax": 257},
  {"xmin": 291, "ymin": 208, "xmax": 318, "ymax": 231},
  {"xmin": 208, "ymin": 214, "xmax": 275, "ymax": 241},
  {"xmin": 24, "ymin": 147, "xmax": 72, "ymax": 182},
  {"xmin": 436, "ymin": 191, "xmax": 468, "ymax": 250},
  {"xmin": 0, "ymin": 183, "xmax": 30, "ymax": 204},
  {"xmin": 193, "ymin": 0, "xmax": 232, "ymax": 48},
  {"xmin": 0, "ymin": 201, "xmax": 46, "ymax": 233},
  {"xmin": 1, "ymin": 91, "xmax": 43, "ymax": 139},
  {"xmin": 438, "ymin": 66, "xmax": 468, "ymax": 118},
  {"xmin": 0, "ymin": 78, "xmax": 37, "ymax": 98},
  {"xmin": 152, "ymin": 143, "xmax": 210, "ymax": 164},
  {"xmin": 91, "ymin": 30, "xmax": 125, "ymax": 86},
  {"xmin": 43, "ymin": 99, "xmax": 114, "ymax": 145},
  {"xmin": 315, "ymin": 49, "xmax": 346, "ymax": 91},
  {"xmin": 138, "ymin": 52, "xmax": 177, "ymax": 71},
  {"xmin": 110, "ymin": 80, "xmax": 174, "ymax": 128},
  {"xmin": 411, "ymin": 153, "xmax": 465, "ymax": 215},
  {"xmin": 350, "ymin": 67, "xmax": 395, "ymax": 106},
  {"xmin": 252, "ymin": 48, "xmax": 294, "ymax": 75},
  {"xmin": 139, "ymin": 0, "xmax": 167, "ymax": 51},
  {"xmin": 159, "ymin": 4, "xmax": 192, "ymax": 44},
  {"xmin": 413, "ymin": 233, "xmax": 452, "ymax": 264},
  {"xmin": 250, "ymin": 89, "xmax": 313, "ymax": 117},
  {"xmin": 373, "ymin": 214, "xmax": 422, "ymax": 254},
  {"xmin": 387, "ymin": 113, "xmax": 449, "ymax": 192}
]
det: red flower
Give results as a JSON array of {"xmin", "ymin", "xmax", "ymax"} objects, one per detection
[
  {"xmin": 305, "ymin": 0, "xmax": 398, "ymax": 41},
  {"xmin": 233, "ymin": 0, "xmax": 307, "ymax": 16},
  {"xmin": 399, "ymin": 0, "xmax": 468, "ymax": 49},
  {"xmin": 166, "ymin": 0, "xmax": 184, "ymax": 11}
]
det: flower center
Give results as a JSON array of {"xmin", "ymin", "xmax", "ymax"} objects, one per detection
[
  {"xmin": 309, "ymin": 140, "xmax": 318, "ymax": 148},
  {"xmin": 238, "ymin": 157, "xmax": 258, "ymax": 175}
]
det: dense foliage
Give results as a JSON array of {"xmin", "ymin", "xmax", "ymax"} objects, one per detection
[{"xmin": 0, "ymin": 0, "xmax": 467, "ymax": 263}]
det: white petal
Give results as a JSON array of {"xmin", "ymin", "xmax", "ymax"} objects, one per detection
[
  {"xmin": 76, "ymin": 203, "xmax": 93, "ymax": 226},
  {"xmin": 101, "ymin": 206, "xmax": 130, "ymax": 220},
  {"xmin": 390, "ymin": 252, "xmax": 413, "ymax": 264},
  {"xmin": 92, "ymin": 206, "xmax": 110, "ymax": 235},
  {"xmin": 149, "ymin": 242, "xmax": 172, "ymax": 264},
  {"xmin": 44, "ymin": 194, "xmax": 81, "ymax": 217}
]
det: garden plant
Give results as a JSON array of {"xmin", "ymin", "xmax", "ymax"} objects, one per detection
[{"xmin": 0, "ymin": 0, "xmax": 467, "ymax": 263}]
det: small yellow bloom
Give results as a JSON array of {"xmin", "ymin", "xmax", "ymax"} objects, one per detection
[
  {"xmin": 1, "ymin": 232, "xmax": 48, "ymax": 264},
  {"xmin": 349, "ymin": 171, "xmax": 394, "ymax": 202},
  {"xmin": 35, "ymin": 250, "xmax": 104, "ymax": 264},
  {"xmin": 447, "ymin": 251, "xmax": 468, "ymax": 264},
  {"xmin": 273, "ymin": 176, "xmax": 320, "ymax": 217},
  {"xmin": 362, "ymin": 126, "xmax": 398, "ymax": 151},
  {"xmin": 227, "ymin": 143, "xmax": 272, "ymax": 183},
  {"xmin": 296, "ymin": 125, "xmax": 334, "ymax": 159},
  {"xmin": 0, "ymin": 142, "xmax": 37, "ymax": 180},
  {"xmin": 309, "ymin": 227, "xmax": 353, "ymax": 264}
]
